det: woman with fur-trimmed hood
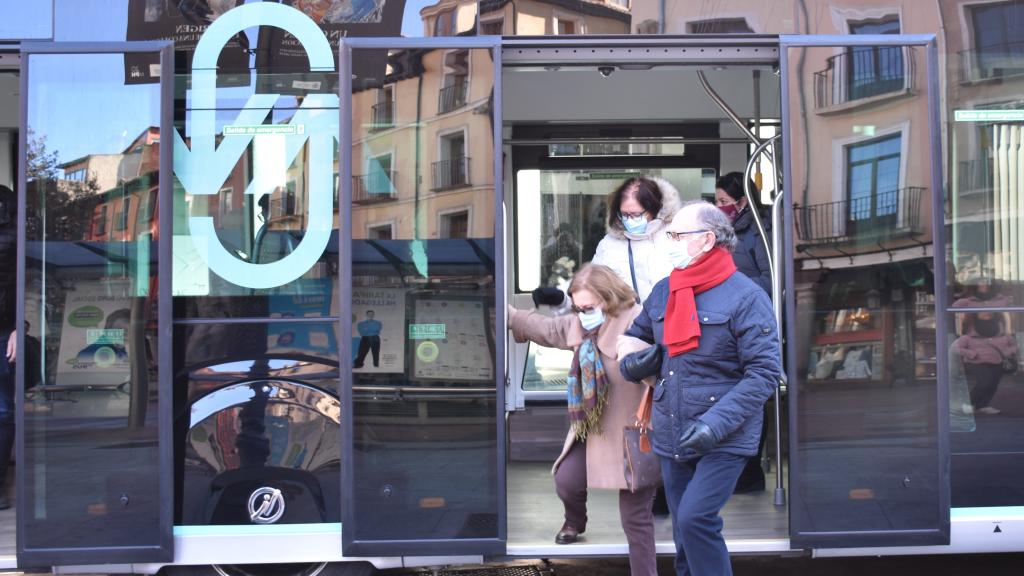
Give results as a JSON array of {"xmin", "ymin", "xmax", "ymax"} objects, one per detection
[{"xmin": 592, "ymin": 176, "xmax": 682, "ymax": 303}]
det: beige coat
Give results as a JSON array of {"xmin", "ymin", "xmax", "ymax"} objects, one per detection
[{"xmin": 509, "ymin": 305, "xmax": 646, "ymax": 490}]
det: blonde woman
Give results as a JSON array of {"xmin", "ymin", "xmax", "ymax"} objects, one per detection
[{"xmin": 508, "ymin": 264, "xmax": 656, "ymax": 576}]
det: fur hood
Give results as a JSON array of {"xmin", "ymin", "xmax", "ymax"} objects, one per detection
[{"xmin": 604, "ymin": 176, "xmax": 683, "ymax": 241}]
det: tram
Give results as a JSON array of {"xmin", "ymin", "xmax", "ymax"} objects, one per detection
[{"xmin": 1, "ymin": 1, "xmax": 1023, "ymax": 574}]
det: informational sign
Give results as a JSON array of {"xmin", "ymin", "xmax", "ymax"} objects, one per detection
[
  {"xmin": 411, "ymin": 298, "xmax": 493, "ymax": 382},
  {"xmin": 56, "ymin": 282, "xmax": 134, "ymax": 386},
  {"xmin": 267, "ymin": 277, "xmax": 337, "ymax": 356},
  {"xmin": 955, "ymin": 109, "xmax": 1024, "ymax": 122},
  {"xmin": 125, "ymin": 0, "xmax": 250, "ymax": 86},
  {"xmin": 352, "ymin": 287, "xmax": 405, "ymax": 373}
]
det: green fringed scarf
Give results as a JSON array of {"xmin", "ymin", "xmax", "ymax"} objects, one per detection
[{"xmin": 567, "ymin": 329, "xmax": 609, "ymax": 440}]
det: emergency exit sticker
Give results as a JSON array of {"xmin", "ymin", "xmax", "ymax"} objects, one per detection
[
  {"xmin": 955, "ymin": 109, "xmax": 1024, "ymax": 122},
  {"xmin": 409, "ymin": 323, "xmax": 446, "ymax": 339}
]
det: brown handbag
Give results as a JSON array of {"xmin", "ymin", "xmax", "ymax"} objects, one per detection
[{"xmin": 623, "ymin": 386, "xmax": 663, "ymax": 492}]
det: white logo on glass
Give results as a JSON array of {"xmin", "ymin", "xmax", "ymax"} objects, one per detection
[
  {"xmin": 248, "ymin": 487, "xmax": 286, "ymax": 524},
  {"xmin": 173, "ymin": 3, "xmax": 337, "ymax": 289}
]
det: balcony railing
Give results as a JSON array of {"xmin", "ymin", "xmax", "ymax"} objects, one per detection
[
  {"xmin": 352, "ymin": 171, "xmax": 398, "ymax": 204},
  {"xmin": 370, "ymin": 101, "xmax": 395, "ymax": 131},
  {"xmin": 438, "ymin": 81, "xmax": 468, "ymax": 114},
  {"xmin": 959, "ymin": 41, "xmax": 1024, "ymax": 83},
  {"xmin": 795, "ymin": 187, "xmax": 923, "ymax": 246},
  {"xmin": 814, "ymin": 46, "xmax": 915, "ymax": 110},
  {"xmin": 431, "ymin": 157, "xmax": 470, "ymax": 191}
]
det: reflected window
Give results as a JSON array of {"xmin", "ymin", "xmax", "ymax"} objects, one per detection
[
  {"xmin": 556, "ymin": 18, "xmax": 578, "ymax": 35},
  {"xmin": 846, "ymin": 133, "xmax": 901, "ymax": 235},
  {"xmin": 367, "ymin": 223, "xmax": 393, "ymax": 240},
  {"xmin": 439, "ymin": 209, "xmax": 470, "ymax": 239},
  {"xmin": 480, "ymin": 18, "xmax": 504, "ymax": 35},
  {"xmin": 686, "ymin": 18, "xmax": 754, "ymax": 34},
  {"xmin": 92, "ymin": 205, "xmax": 108, "ymax": 237},
  {"xmin": 967, "ymin": 0, "xmax": 1024, "ymax": 81},
  {"xmin": 439, "ymin": 50, "xmax": 469, "ymax": 114},
  {"xmin": 115, "ymin": 197, "xmax": 130, "ymax": 231},
  {"xmin": 848, "ymin": 17, "xmax": 904, "ymax": 100},
  {"xmin": 434, "ymin": 9, "xmax": 457, "ymax": 36},
  {"xmin": 372, "ymin": 86, "xmax": 395, "ymax": 130},
  {"xmin": 434, "ymin": 130, "xmax": 469, "ymax": 190}
]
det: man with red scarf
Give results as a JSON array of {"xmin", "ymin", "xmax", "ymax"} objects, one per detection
[{"xmin": 618, "ymin": 200, "xmax": 781, "ymax": 576}]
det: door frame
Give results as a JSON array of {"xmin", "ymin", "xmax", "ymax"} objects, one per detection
[
  {"xmin": 16, "ymin": 40, "xmax": 174, "ymax": 566},
  {"xmin": 780, "ymin": 33, "xmax": 950, "ymax": 548},
  {"xmin": 338, "ymin": 35, "xmax": 506, "ymax": 558}
]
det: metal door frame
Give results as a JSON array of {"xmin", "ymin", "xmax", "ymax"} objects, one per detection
[
  {"xmin": 16, "ymin": 40, "xmax": 174, "ymax": 566},
  {"xmin": 338, "ymin": 36, "xmax": 506, "ymax": 558},
  {"xmin": 780, "ymin": 33, "xmax": 950, "ymax": 549}
]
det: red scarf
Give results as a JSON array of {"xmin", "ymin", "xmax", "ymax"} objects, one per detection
[{"xmin": 664, "ymin": 247, "xmax": 737, "ymax": 357}]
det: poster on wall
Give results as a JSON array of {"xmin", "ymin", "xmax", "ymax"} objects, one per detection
[
  {"xmin": 124, "ymin": 0, "xmax": 250, "ymax": 86},
  {"xmin": 266, "ymin": 277, "xmax": 338, "ymax": 357},
  {"xmin": 410, "ymin": 297, "xmax": 493, "ymax": 382},
  {"xmin": 254, "ymin": 0, "xmax": 406, "ymax": 95},
  {"xmin": 56, "ymin": 282, "xmax": 135, "ymax": 387},
  {"xmin": 351, "ymin": 287, "xmax": 405, "ymax": 373}
]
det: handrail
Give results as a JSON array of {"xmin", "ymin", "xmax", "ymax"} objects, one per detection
[{"xmin": 744, "ymin": 133, "xmax": 786, "ymax": 507}]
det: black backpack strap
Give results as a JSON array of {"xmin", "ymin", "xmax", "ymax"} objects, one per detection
[{"xmin": 627, "ymin": 239, "xmax": 641, "ymax": 303}]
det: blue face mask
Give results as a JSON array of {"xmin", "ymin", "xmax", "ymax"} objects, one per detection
[
  {"xmin": 621, "ymin": 215, "xmax": 648, "ymax": 235},
  {"xmin": 578, "ymin": 307, "xmax": 605, "ymax": 331}
]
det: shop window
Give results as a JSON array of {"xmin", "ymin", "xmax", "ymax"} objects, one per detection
[
  {"xmin": 966, "ymin": 0, "xmax": 1024, "ymax": 81},
  {"xmin": 846, "ymin": 133, "xmax": 901, "ymax": 236},
  {"xmin": 439, "ymin": 209, "xmax": 470, "ymax": 239},
  {"xmin": 686, "ymin": 18, "xmax": 754, "ymax": 34}
]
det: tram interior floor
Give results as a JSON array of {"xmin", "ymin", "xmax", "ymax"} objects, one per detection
[{"xmin": 507, "ymin": 460, "xmax": 788, "ymax": 551}]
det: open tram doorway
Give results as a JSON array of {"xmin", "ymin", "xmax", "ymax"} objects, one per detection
[{"xmin": 499, "ymin": 41, "xmax": 790, "ymax": 556}]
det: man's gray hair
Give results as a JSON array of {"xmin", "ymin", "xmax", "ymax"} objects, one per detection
[{"xmin": 683, "ymin": 200, "xmax": 737, "ymax": 252}]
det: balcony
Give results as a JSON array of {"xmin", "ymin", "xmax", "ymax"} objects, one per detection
[
  {"xmin": 431, "ymin": 157, "xmax": 470, "ymax": 191},
  {"xmin": 959, "ymin": 41, "xmax": 1024, "ymax": 83},
  {"xmin": 352, "ymin": 171, "xmax": 398, "ymax": 204},
  {"xmin": 370, "ymin": 101, "xmax": 395, "ymax": 131},
  {"xmin": 814, "ymin": 46, "xmax": 915, "ymax": 112},
  {"xmin": 795, "ymin": 187, "xmax": 924, "ymax": 248},
  {"xmin": 438, "ymin": 81, "xmax": 468, "ymax": 114}
]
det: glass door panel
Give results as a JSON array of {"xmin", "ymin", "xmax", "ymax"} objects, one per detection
[
  {"xmin": 18, "ymin": 42, "xmax": 172, "ymax": 565},
  {"xmin": 340, "ymin": 39, "xmax": 504, "ymax": 556},
  {"xmin": 782, "ymin": 35, "xmax": 949, "ymax": 548}
]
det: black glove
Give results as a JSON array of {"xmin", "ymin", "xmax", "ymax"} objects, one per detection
[
  {"xmin": 678, "ymin": 421, "xmax": 717, "ymax": 455},
  {"xmin": 619, "ymin": 345, "xmax": 664, "ymax": 383},
  {"xmin": 532, "ymin": 287, "xmax": 565, "ymax": 307}
]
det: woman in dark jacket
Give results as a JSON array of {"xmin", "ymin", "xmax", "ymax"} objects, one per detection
[
  {"xmin": 715, "ymin": 172, "xmax": 772, "ymax": 295},
  {"xmin": 714, "ymin": 172, "xmax": 773, "ymax": 493}
]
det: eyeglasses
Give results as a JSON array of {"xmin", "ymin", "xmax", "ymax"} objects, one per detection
[
  {"xmin": 621, "ymin": 210, "xmax": 647, "ymax": 219},
  {"xmin": 571, "ymin": 304, "xmax": 598, "ymax": 314},
  {"xmin": 665, "ymin": 229, "xmax": 709, "ymax": 241}
]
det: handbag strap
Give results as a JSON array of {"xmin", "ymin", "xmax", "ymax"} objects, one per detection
[
  {"xmin": 634, "ymin": 386, "xmax": 653, "ymax": 428},
  {"xmin": 627, "ymin": 239, "xmax": 641, "ymax": 303}
]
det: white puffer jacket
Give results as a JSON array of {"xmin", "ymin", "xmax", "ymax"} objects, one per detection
[{"xmin": 591, "ymin": 177, "xmax": 682, "ymax": 303}]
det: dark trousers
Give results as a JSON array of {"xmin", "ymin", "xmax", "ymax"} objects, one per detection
[
  {"xmin": 0, "ymin": 331, "xmax": 13, "ymax": 483},
  {"xmin": 965, "ymin": 363, "xmax": 1003, "ymax": 409},
  {"xmin": 354, "ymin": 335, "xmax": 380, "ymax": 368},
  {"xmin": 554, "ymin": 441, "xmax": 658, "ymax": 576},
  {"xmin": 661, "ymin": 452, "xmax": 747, "ymax": 576}
]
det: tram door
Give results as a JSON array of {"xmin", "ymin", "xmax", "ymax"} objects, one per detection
[
  {"xmin": 17, "ymin": 42, "xmax": 174, "ymax": 565},
  {"xmin": 780, "ymin": 35, "xmax": 951, "ymax": 548},
  {"xmin": 338, "ymin": 38, "xmax": 506, "ymax": 557}
]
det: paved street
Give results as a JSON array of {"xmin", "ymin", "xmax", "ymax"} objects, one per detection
[{"xmin": 379, "ymin": 553, "xmax": 1024, "ymax": 575}]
